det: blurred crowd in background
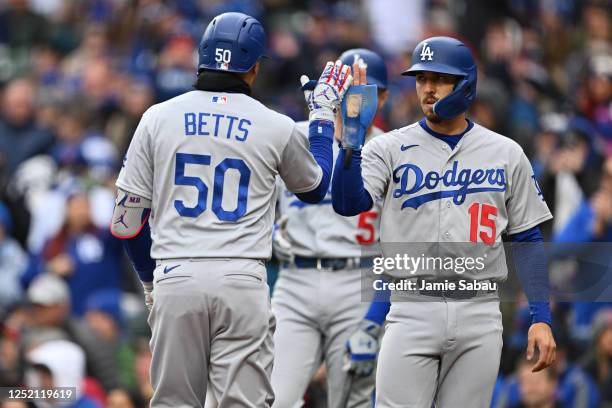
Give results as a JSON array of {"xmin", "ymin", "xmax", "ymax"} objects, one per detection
[{"xmin": 0, "ymin": 0, "xmax": 610, "ymax": 407}]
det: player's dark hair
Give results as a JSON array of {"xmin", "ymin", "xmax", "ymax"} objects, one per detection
[{"xmin": 194, "ymin": 70, "xmax": 251, "ymax": 95}]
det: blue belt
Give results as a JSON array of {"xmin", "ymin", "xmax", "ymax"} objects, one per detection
[{"xmin": 288, "ymin": 256, "xmax": 375, "ymax": 271}]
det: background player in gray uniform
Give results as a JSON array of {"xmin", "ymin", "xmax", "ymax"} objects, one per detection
[
  {"xmin": 332, "ymin": 37, "xmax": 557, "ymax": 407},
  {"xmin": 109, "ymin": 12, "xmax": 354, "ymax": 408},
  {"xmin": 270, "ymin": 49, "xmax": 389, "ymax": 408}
]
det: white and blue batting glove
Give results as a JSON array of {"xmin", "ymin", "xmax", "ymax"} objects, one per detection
[
  {"xmin": 301, "ymin": 60, "xmax": 353, "ymax": 123},
  {"xmin": 344, "ymin": 319, "xmax": 381, "ymax": 377},
  {"xmin": 272, "ymin": 215, "xmax": 294, "ymax": 263}
]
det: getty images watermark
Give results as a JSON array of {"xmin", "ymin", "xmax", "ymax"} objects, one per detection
[{"xmin": 370, "ymin": 254, "xmax": 498, "ymax": 292}]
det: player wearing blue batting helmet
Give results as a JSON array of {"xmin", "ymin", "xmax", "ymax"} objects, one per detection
[
  {"xmin": 339, "ymin": 48, "xmax": 388, "ymax": 90},
  {"xmin": 338, "ymin": 48, "xmax": 390, "ymax": 120},
  {"xmin": 403, "ymin": 36, "xmax": 477, "ymax": 120},
  {"xmin": 198, "ymin": 12, "xmax": 266, "ymax": 74}
]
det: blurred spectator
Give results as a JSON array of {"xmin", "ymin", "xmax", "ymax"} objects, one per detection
[
  {"xmin": 495, "ymin": 327, "xmax": 600, "ymax": 408},
  {"xmin": 84, "ymin": 290, "xmax": 138, "ymax": 392},
  {"xmin": 154, "ymin": 35, "xmax": 196, "ymax": 102},
  {"xmin": 106, "ymin": 388, "xmax": 145, "ymax": 408},
  {"xmin": 22, "ymin": 192, "xmax": 123, "ymax": 317},
  {"xmin": 553, "ymin": 157, "xmax": 612, "ymax": 345},
  {"xmin": 25, "ymin": 339, "xmax": 102, "ymax": 408},
  {"xmin": 538, "ymin": 117, "xmax": 604, "ymax": 234},
  {"xmin": 580, "ymin": 309, "xmax": 612, "ymax": 405},
  {"xmin": 0, "ymin": 202, "xmax": 27, "ymax": 311},
  {"xmin": 0, "ymin": 78, "xmax": 54, "ymax": 181},
  {"xmin": 51, "ymin": 104, "xmax": 91, "ymax": 171},
  {"xmin": 23, "ymin": 273, "xmax": 71, "ymax": 340},
  {"xmin": 0, "ymin": 0, "xmax": 48, "ymax": 50},
  {"xmin": 105, "ymin": 77, "xmax": 154, "ymax": 158},
  {"xmin": 21, "ymin": 274, "xmax": 126, "ymax": 393},
  {"xmin": 512, "ymin": 357, "xmax": 562, "ymax": 408}
]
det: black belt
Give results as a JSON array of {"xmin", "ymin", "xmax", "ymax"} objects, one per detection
[
  {"xmin": 414, "ymin": 278, "xmax": 497, "ymax": 300},
  {"xmin": 288, "ymin": 256, "xmax": 374, "ymax": 271}
]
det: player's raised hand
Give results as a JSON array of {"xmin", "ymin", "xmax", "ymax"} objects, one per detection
[
  {"xmin": 526, "ymin": 322, "xmax": 556, "ymax": 372},
  {"xmin": 305, "ymin": 60, "xmax": 353, "ymax": 123},
  {"xmin": 352, "ymin": 58, "xmax": 367, "ymax": 86}
]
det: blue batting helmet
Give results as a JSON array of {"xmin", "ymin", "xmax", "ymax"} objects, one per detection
[
  {"xmin": 198, "ymin": 12, "xmax": 266, "ymax": 74},
  {"xmin": 339, "ymin": 48, "xmax": 388, "ymax": 90},
  {"xmin": 403, "ymin": 36, "xmax": 477, "ymax": 119}
]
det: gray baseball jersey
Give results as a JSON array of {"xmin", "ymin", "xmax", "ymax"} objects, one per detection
[
  {"xmin": 361, "ymin": 121, "xmax": 552, "ymax": 280},
  {"xmin": 116, "ymin": 90, "xmax": 323, "ymax": 260},
  {"xmin": 276, "ymin": 121, "xmax": 383, "ymax": 258}
]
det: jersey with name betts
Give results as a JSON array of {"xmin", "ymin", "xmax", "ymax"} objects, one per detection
[
  {"xmin": 116, "ymin": 91, "xmax": 323, "ymax": 259},
  {"xmin": 361, "ymin": 121, "xmax": 552, "ymax": 280},
  {"xmin": 276, "ymin": 121, "xmax": 383, "ymax": 259}
]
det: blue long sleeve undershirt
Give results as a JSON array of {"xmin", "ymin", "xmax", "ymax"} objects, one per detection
[
  {"xmin": 509, "ymin": 226, "xmax": 552, "ymax": 325},
  {"xmin": 331, "ymin": 149, "xmax": 373, "ymax": 215},
  {"xmin": 122, "ymin": 220, "xmax": 155, "ymax": 283},
  {"xmin": 295, "ymin": 121, "xmax": 334, "ymax": 203}
]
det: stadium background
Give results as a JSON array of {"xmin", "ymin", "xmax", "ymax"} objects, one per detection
[{"xmin": 0, "ymin": 0, "xmax": 610, "ymax": 407}]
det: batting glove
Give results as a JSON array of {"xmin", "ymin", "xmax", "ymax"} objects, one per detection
[
  {"xmin": 272, "ymin": 215, "xmax": 294, "ymax": 263},
  {"xmin": 142, "ymin": 281, "xmax": 153, "ymax": 311},
  {"xmin": 302, "ymin": 60, "xmax": 353, "ymax": 123},
  {"xmin": 344, "ymin": 319, "xmax": 381, "ymax": 377}
]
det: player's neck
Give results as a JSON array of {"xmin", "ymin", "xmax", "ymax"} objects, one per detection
[{"xmin": 425, "ymin": 115, "xmax": 468, "ymax": 136}]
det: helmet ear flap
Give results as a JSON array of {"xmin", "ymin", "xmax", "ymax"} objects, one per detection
[{"xmin": 433, "ymin": 78, "xmax": 472, "ymax": 119}]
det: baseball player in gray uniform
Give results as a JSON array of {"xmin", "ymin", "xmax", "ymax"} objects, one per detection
[
  {"xmin": 109, "ymin": 12, "xmax": 354, "ymax": 408},
  {"xmin": 332, "ymin": 37, "xmax": 557, "ymax": 407},
  {"xmin": 270, "ymin": 49, "xmax": 389, "ymax": 408}
]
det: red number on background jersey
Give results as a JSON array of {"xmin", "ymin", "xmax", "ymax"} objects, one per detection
[
  {"xmin": 468, "ymin": 203, "xmax": 498, "ymax": 245},
  {"xmin": 356, "ymin": 211, "xmax": 378, "ymax": 244}
]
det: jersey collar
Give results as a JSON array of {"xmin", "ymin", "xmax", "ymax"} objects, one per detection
[{"xmin": 418, "ymin": 118, "xmax": 474, "ymax": 150}]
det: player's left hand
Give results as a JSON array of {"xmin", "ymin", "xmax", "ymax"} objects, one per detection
[
  {"xmin": 344, "ymin": 319, "xmax": 381, "ymax": 377},
  {"xmin": 526, "ymin": 322, "xmax": 556, "ymax": 372}
]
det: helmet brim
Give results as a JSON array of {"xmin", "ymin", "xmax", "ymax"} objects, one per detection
[{"xmin": 402, "ymin": 62, "xmax": 467, "ymax": 77}]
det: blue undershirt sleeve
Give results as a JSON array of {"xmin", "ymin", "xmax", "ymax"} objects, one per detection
[
  {"xmin": 121, "ymin": 216, "xmax": 155, "ymax": 283},
  {"xmin": 509, "ymin": 226, "xmax": 552, "ymax": 326},
  {"xmin": 332, "ymin": 148, "xmax": 373, "ymax": 216},
  {"xmin": 295, "ymin": 121, "xmax": 334, "ymax": 204}
]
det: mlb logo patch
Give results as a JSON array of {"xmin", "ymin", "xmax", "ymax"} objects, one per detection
[
  {"xmin": 217, "ymin": 62, "xmax": 230, "ymax": 71},
  {"xmin": 212, "ymin": 96, "xmax": 228, "ymax": 104}
]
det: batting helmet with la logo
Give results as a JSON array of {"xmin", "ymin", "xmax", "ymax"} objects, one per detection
[{"xmin": 403, "ymin": 36, "xmax": 477, "ymax": 120}]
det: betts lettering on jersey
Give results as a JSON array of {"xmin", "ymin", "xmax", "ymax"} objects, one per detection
[
  {"xmin": 184, "ymin": 112, "xmax": 251, "ymax": 142},
  {"xmin": 392, "ymin": 160, "xmax": 506, "ymax": 210}
]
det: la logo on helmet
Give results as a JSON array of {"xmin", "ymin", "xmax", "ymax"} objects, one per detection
[{"xmin": 420, "ymin": 42, "xmax": 433, "ymax": 61}]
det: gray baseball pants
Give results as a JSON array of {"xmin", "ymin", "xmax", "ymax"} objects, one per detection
[
  {"xmin": 148, "ymin": 259, "xmax": 275, "ymax": 408},
  {"xmin": 375, "ymin": 294, "xmax": 503, "ymax": 408},
  {"xmin": 270, "ymin": 265, "xmax": 374, "ymax": 408}
]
